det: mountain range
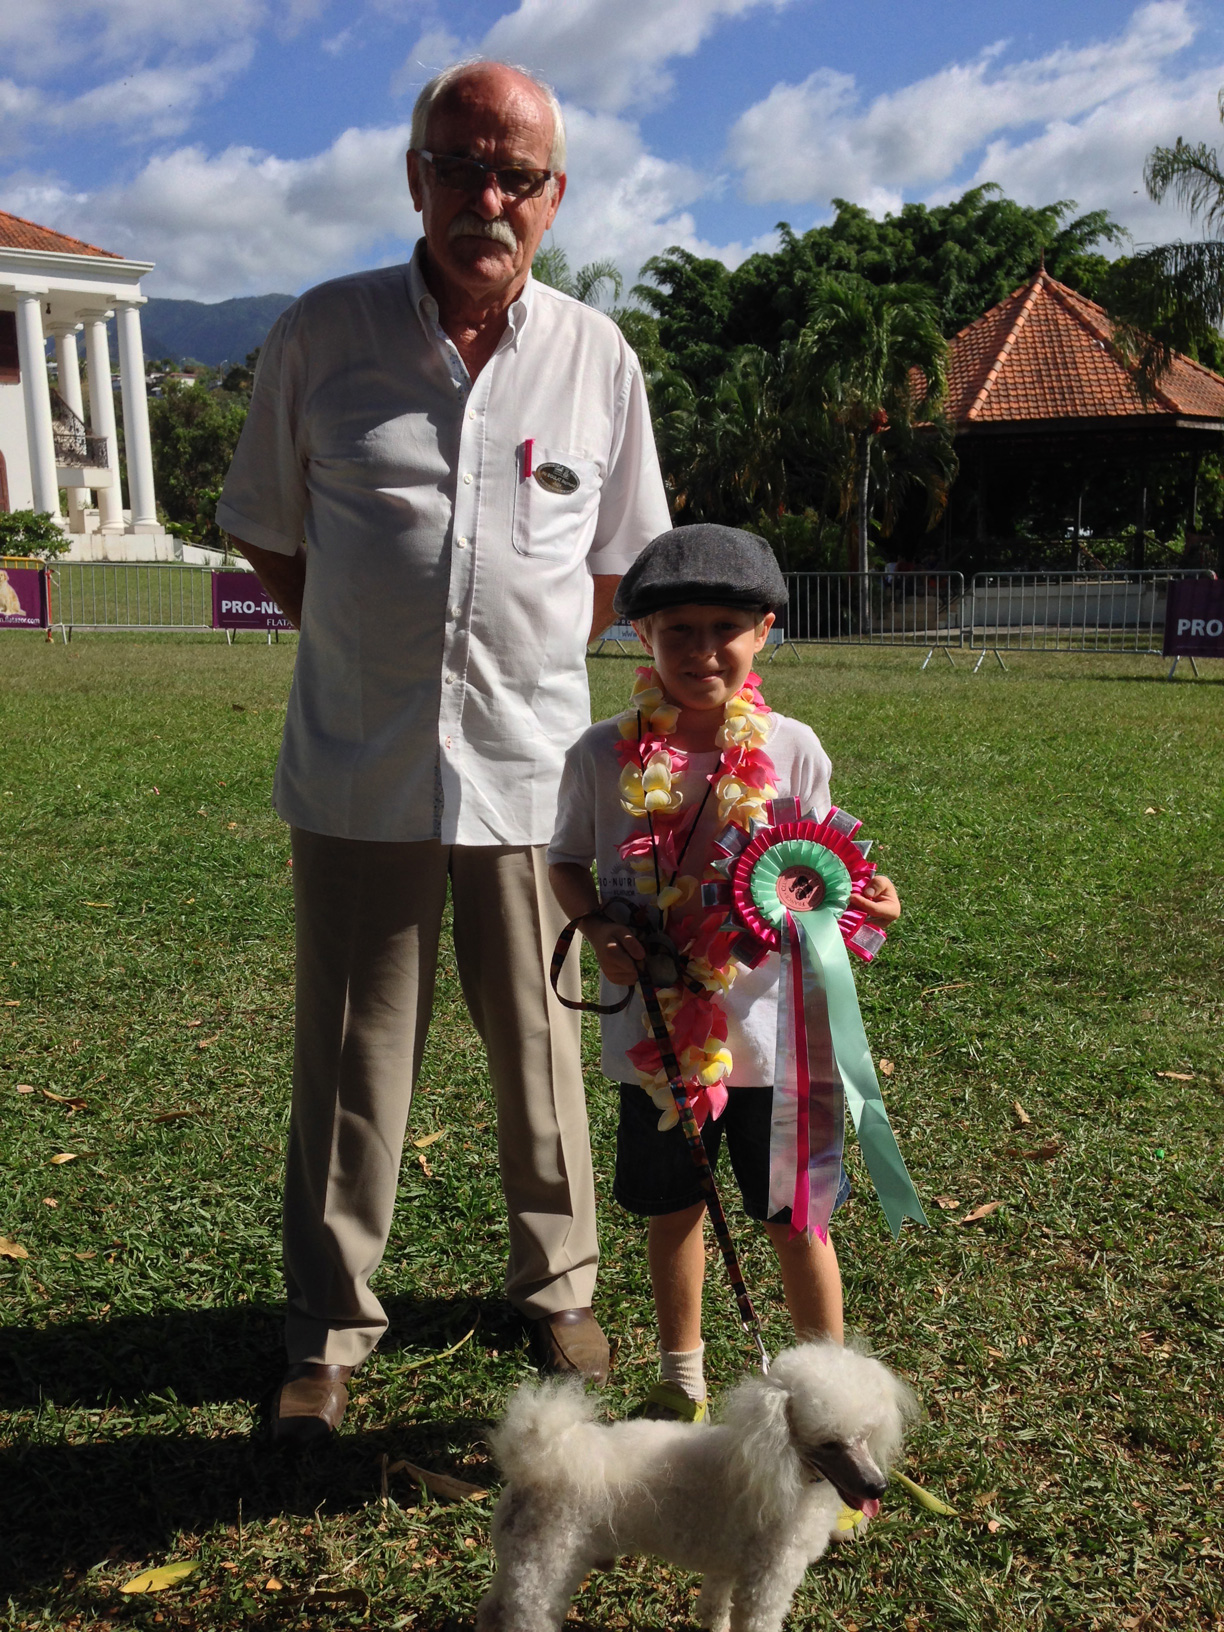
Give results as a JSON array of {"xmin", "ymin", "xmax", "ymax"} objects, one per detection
[{"xmin": 140, "ymin": 294, "xmax": 297, "ymax": 367}]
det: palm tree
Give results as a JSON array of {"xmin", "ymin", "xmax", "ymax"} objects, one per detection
[
  {"xmin": 531, "ymin": 244, "xmax": 623, "ymax": 308},
  {"xmin": 1108, "ymin": 89, "xmax": 1224, "ymax": 389},
  {"xmin": 796, "ymin": 278, "xmax": 950, "ymax": 587}
]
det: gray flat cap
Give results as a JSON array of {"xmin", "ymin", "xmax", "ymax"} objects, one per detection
[{"xmin": 614, "ymin": 524, "xmax": 788, "ymax": 620}]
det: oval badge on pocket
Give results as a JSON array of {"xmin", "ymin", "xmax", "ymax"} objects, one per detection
[{"xmin": 534, "ymin": 462, "xmax": 580, "ymax": 495}]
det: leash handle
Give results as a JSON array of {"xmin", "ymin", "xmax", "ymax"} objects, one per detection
[
  {"xmin": 637, "ymin": 972, "xmax": 770, "ymax": 1370},
  {"xmin": 550, "ymin": 914, "xmax": 635, "ymax": 1014}
]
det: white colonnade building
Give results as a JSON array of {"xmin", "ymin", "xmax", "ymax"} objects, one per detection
[{"xmin": 0, "ymin": 209, "xmax": 179, "ymax": 561}]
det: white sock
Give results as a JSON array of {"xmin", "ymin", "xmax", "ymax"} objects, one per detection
[{"xmin": 660, "ymin": 1342, "xmax": 706, "ymax": 1402}]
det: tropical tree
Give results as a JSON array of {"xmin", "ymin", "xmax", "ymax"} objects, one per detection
[
  {"xmin": 531, "ymin": 245, "xmax": 623, "ymax": 307},
  {"xmin": 148, "ymin": 378, "xmax": 249, "ymax": 551},
  {"xmin": 796, "ymin": 277, "xmax": 950, "ymax": 579},
  {"xmin": 1107, "ymin": 88, "xmax": 1224, "ymax": 389}
]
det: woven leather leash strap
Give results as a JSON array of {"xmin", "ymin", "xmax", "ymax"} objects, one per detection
[
  {"xmin": 549, "ymin": 914, "xmax": 635, "ymax": 1014},
  {"xmin": 636, "ymin": 971, "xmax": 770, "ymax": 1371},
  {"xmin": 549, "ymin": 916, "xmax": 769, "ymax": 1369}
]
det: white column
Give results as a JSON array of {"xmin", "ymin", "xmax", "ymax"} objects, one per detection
[
  {"xmin": 114, "ymin": 299, "xmax": 158, "ymax": 531},
  {"xmin": 81, "ymin": 310, "xmax": 124, "ymax": 532},
  {"xmin": 15, "ymin": 291, "xmax": 60, "ymax": 519},
  {"xmin": 52, "ymin": 324, "xmax": 89, "ymax": 531}
]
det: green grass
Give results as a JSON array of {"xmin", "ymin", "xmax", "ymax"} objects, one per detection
[{"xmin": 1, "ymin": 635, "xmax": 1221, "ymax": 1632}]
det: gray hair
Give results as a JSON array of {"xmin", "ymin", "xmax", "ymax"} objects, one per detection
[{"xmin": 410, "ymin": 58, "xmax": 567, "ymax": 173}]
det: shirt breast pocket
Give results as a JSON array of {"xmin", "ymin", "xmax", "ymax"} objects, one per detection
[{"xmin": 511, "ymin": 448, "xmax": 603, "ymax": 559}]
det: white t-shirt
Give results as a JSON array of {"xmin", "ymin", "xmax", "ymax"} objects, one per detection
[
  {"xmin": 215, "ymin": 242, "xmax": 671, "ymax": 845},
  {"xmin": 547, "ymin": 711, "xmax": 833, "ymax": 1085}
]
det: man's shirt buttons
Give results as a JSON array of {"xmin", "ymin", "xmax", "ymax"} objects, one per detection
[
  {"xmin": 445, "ymin": 673, "xmax": 457, "ymax": 685},
  {"xmin": 456, "ymin": 536, "xmax": 468, "ymax": 548},
  {"xmin": 451, "ymin": 605, "xmax": 463, "ymax": 619},
  {"xmin": 444, "ymin": 736, "xmax": 453, "ymax": 750},
  {"xmin": 463, "ymin": 472, "xmax": 473, "ymax": 485},
  {"xmin": 468, "ymin": 409, "xmax": 477, "ymax": 421}
]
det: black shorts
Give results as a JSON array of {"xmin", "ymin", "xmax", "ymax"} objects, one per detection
[{"xmin": 613, "ymin": 1083, "xmax": 851, "ymax": 1225}]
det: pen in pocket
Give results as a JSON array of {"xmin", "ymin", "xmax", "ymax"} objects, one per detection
[{"xmin": 521, "ymin": 438, "xmax": 534, "ymax": 480}]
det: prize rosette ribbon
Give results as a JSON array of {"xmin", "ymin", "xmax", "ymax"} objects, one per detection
[{"xmin": 716, "ymin": 800, "xmax": 928, "ymax": 1243}]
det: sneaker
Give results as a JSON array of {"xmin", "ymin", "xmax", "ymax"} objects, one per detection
[{"xmin": 629, "ymin": 1380, "xmax": 708, "ymax": 1423}]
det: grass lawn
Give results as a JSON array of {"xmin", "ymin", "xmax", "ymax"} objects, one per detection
[{"xmin": 1, "ymin": 634, "xmax": 1221, "ymax": 1632}]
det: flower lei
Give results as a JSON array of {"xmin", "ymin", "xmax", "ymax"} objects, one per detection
[{"xmin": 614, "ymin": 665, "xmax": 777, "ymax": 1131}]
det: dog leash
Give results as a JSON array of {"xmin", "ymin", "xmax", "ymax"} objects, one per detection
[{"xmin": 551, "ymin": 915, "xmax": 771, "ymax": 1374}]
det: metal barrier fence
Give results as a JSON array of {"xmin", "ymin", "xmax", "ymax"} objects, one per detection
[
  {"xmin": 964, "ymin": 570, "xmax": 1212, "ymax": 658},
  {"xmin": 781, "ymin": 572, "xmax": 965, "ymax": 648},
  {"xmin": 49, "ymin": 561, "xmax": 219, "ymax": 634}
]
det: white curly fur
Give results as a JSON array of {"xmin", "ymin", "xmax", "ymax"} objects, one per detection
[{"xmin": 476, "ymin": 1340, "xmax": 917, "ymax": 1632}]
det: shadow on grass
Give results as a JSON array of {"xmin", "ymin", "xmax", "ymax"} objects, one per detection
[
  {"xmin": 0, "ymin": 1294, "xmax": 524, "ymax": 1595},
  {"xmin": 0, "ymin": 1294, "xmax": 516, "ymax": 1410},
  {"xmin": 0, "ymin": 1412, "xmax": 495, "ymax": 1597}
]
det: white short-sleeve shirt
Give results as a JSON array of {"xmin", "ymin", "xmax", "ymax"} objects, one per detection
[
  {"xmin": 547, "ymin": 712, "xmax": 834, "ymax": 1085},
  {"xmin": 215, "ymin": 242, "xmax": 671, "ymax": 845}
]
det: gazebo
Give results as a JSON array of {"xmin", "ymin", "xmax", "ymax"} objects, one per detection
[
  {"xmin": 943, "ymin": 267, "xmax": 1224, "ymax": 566},
  {"xmin": 0, "ymin": 209, "xmax": 177, "ymax": 560}
]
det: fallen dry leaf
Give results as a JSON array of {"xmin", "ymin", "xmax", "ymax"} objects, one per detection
[
  {"xmin": 16, "ymin": 1084, "xmax": 35, "ymax": 1094},
  {"xmin": 3, "ymin": 999, "xmax": 20, "ymax": 1007},
  {"xmin": 412, "ymin": 1128, "xmax": 447, "ymax": 1149},
  {"xmin": 1012, "ymin": 1100, "xmax": 1031, "ymax": 1126},
  {"xmin": 120, "ymin": 1561, "xmax": 198, "ymax": 1595},
  {"xmin": 1156, "ymin": 1070, "xmax": 1194, "ymax": 1082},
  {"xmin": 1144, "ymin": 807, "xmax": 1158, "ymax": 815},
  {"xmin": 84, "ymin": 902, "xmax": 113, "ymax": 909},
  {"xmin": 920, "ymin": 982, "xmax": 971, "ymax": 997},
  {"xmin": 418, "ymin": 1154, "xmax": 433, "ymax": 1177},
  {"xmin": 75, "ymin": 1250, "xmax": 97, "ymax": 1260},
  {"xmin": 265, "ymin": 1578, "xmax": 283, "ymax": 1592},
  {"xmin": 986, "ymin": 1348, "xmax": 1004, "ymax": 1359},
  {"xmin": 400, "ymin": 1322, "xmax": 478, "ymax": 1374},
  {"xmin": 150, "ymin": 1108, "xmax": 198, "ymax": 1123},
  {"xmin": 196, "ymin": 1034, "xmax": 220, "ymax": 1049},
  {"xmin": 974, "ymin": 1490, "xmax": 999, "ymax": 1505},
  {"xmin": 878, "ymin": 1058, "xmax": 895, "ymax": 1076},
  {"xmin": 934, "ymin": 1195, "xmax": 960, "ymax": 1210},
  {"xmin": 385, "ymin": 1457, "xmax": 487, "ymax": 1502},
  {"xmin": 184, "ymin": 1019, "xmax": 203, "ymax": 1028},
  {"xmin": 0, "ymin": 1238, "xmax": 29, "ymax": 1260},
  {"xmin": 41, "ymin": 1088, "xmax": 88, "ymax": 1110},
  {"xmin": 961, "ymin": 1201, "xmax": 1005, "ymax": 1224},
  {"xmin": 893, "ymin": 1471, "xmax": 958, "ymax": 1516},
  {"xmin": 1021, "ymin": 1141, "xmax": 1060, "ymax": 1162},
  {"xmin": 43, "ymin": 1198, "xmax": 58, "ymax": 1208},
  {"xmin": 227, "ymin": 822, "xmax": 237, "ymax": 830},
  {"xmin": 282, "ymin": 1589, "xmax": 368, "ymax": 1612},
  {"xmin": 49, "ymin": 1152, "xmax": 83, "ymax": 1165},
  {"xmin": 987, "ymin": 1519, "xmax": 1001, "ymax": 1533}
]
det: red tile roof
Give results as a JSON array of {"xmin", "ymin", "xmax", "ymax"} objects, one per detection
[
  {"xmin": 0, "ymin": 209, "xmax": 120, "ymax": 260},
  {"xmin": 946, "ymin": 270, "xmax": 1224, "ymax": 426}
]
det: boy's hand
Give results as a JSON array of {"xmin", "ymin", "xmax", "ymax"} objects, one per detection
[
  {"xmin": 583, "ymin": 915, "xmax": 645, "ymax": 986},
  {"xmin": 848, "ymin": 873, "xmax": 900, "ymax": 924}
]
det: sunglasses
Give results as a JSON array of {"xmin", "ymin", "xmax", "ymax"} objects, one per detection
[{"xmin": 418, "ymin": 151, "xmax": 554, "ymax": 202}]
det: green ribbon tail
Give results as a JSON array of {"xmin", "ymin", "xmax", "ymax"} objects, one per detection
[{"xmin": 794, "ymin": 914, "xmax": 928, "ymax": 1238}]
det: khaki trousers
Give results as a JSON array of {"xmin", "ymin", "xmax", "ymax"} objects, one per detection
[{"xmin": 284, "ymin": 828, "xmax": 595, "ymax": 1367}]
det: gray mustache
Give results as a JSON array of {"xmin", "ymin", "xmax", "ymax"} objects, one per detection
[{"xmin": 448, "ymin": 213, "xmax": 516, "ymax": 249}]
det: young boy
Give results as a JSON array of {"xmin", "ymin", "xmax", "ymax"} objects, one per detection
[{"xmin": 547, "ymin": 525, "xmax": 900, "ymax": 1419}]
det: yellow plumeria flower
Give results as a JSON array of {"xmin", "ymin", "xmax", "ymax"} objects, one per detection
[
  {"xmin": 680, "ymin": 1038, "xmax": 734, "ymax": 1087},
  {"xmin": 656, "ymin": 874, "xmax": 697, "ymax": 914},
  {"xmin": 716, "ymin": 774, "xmax": 775, "ymax": 828},
  {"xmin": 686, "ymin": 957, "xmax": 737, "ymax": 996}
]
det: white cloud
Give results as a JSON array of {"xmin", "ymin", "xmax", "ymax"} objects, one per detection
[
  {"xmin": 728, "ymin": 0, "xmax": 1206, "ymax": 231},
  {"xmin": 481, "ymin": 0, "xmax": 791, "ymax": 114},
  {"xmin": 5, "ymin": 93, "xmax": 756, "ymax": 300},
  {"xmin": 0, "ymin": 0, "xmax": 268, "ymax": 77}
]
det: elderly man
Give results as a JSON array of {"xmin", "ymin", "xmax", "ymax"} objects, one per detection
[{"xmin": 216, "ymin": 59, "xmax": 669, "ymax": 1442}]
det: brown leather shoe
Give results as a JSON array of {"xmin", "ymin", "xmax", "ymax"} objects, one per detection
[
  {"xmin": 528, "ymin": 1308, "xmax": 610, "ymax": 1385},
  {"xmin": 271, "ymin": 1362, "xmax": 354, "ymax": 1446}
]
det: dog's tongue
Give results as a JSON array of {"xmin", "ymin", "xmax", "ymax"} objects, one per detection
[{"xmin": 859, "ymin": 1498, "xmax": 881, "ymax": 1520}]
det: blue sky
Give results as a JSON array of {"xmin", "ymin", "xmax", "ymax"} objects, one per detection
[{"xmin": 2, "ymin": 0, "xmax": 1223, "ymax": 301}]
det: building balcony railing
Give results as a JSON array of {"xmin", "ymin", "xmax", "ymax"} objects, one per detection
[{"xmin": 51, "ymin": 389, "xmax": 108, "ymax": 469}]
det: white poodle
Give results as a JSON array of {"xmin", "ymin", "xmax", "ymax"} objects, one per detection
[{"xmin": 476, "ymin": 1340, "xmax": 917, "ymax": 1632}]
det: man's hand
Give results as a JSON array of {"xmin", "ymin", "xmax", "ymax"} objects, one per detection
[
  {"xmin": 582, "ymin": 915, "xmax": 645, "ymax": 987},
  {"xmin": 848, "ymin": 874, "xmax": 901, "ymax": 924},
  {"xmin": 229, "ymin": 536, "xmax": 306, "ymax": 630},
  {"xmin": 589, "ymin": 574, "xmax": 621, "ymax": 646}
]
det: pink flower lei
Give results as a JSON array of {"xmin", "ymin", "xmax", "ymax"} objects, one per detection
[{"xmin": 613, "ymin": 666, "xmax": 778, "ymax": 1131}]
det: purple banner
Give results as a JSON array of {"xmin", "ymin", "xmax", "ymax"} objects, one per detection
[
  {"xmin": 211, "ymin": 571, "xmax": 294, "ymax": 631},
  {"xmin": 1163, "ymin": 578, "xmax": 1224, "ymax": 658},
  {"xmin": 0, "ymin": 565, "xmax": 47, "ymax": 629}
]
